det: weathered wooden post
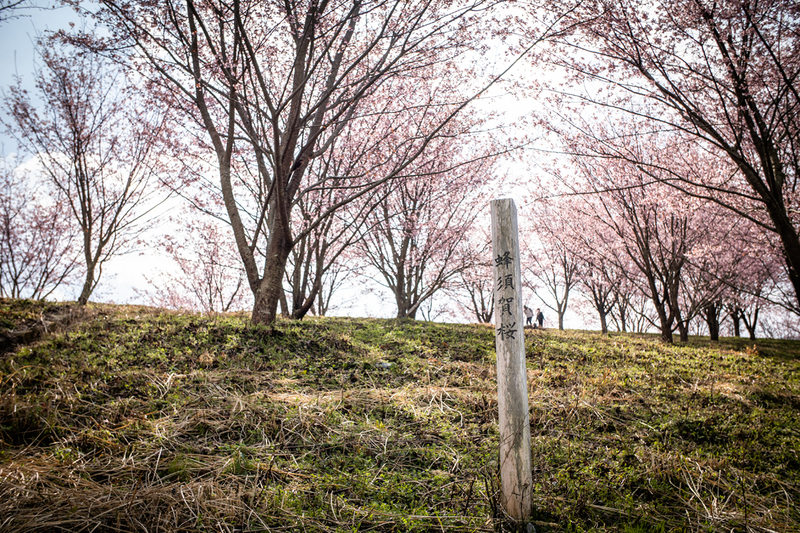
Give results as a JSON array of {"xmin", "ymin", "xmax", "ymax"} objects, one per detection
[{"xmin": 491, "ymin": 198, "xmax": 532, "ymax": 524}]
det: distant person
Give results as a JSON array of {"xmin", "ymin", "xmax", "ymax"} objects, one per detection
[
  {"xmin": 536, "ymin": 308, "xmax": 544, "ymax": 329},
  {"xmin": 524, "ymin": 305, "xmax": 534, "ymax": 327}
]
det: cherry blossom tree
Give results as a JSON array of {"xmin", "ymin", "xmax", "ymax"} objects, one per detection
[
  {"xmin": 702, "ymin": 301, "xmax": 724, "ymax": 340},
  {"xmin": 456, "ymin": 264, "xmax": 495, "ymax": 323},
  {"xmin": 66, "ymin": 0, "xmax": 528, "ymax": 325},
  {"xmin": 445, "ymin": 228, "xmax": 494, "ymax": 323},
  {"xmin": 541, "ymin": 194, "xmax": 627, "ymax": 334},
  {"xmin": 0, "ymin": 0, "xmax": 26, "ymax": 22},
  {"xmin": 0, "ymin": 159, "xmax": 78, "ymax": 299},
  {"xmin": 537, "ymin": 0, "xmax": 800, "ymax": 312},
  {"xmin": 520, "ymin": 197, "xmax": 581, "ymax": 331},
  {"xmin": 144, "ymin": 218, "xmax": 252, "ymax": 313},
  {"xmin": 355, "ymin": 147, "xmax": 494, "ymax": 319},
  {"xmin": 539, "ymin": 101, "xmax": 793, "ymax": 340},
  {"xmin": 681, "ymin": 217, "xmax": 772, "ymax": 339},
  {"xmin": 283, "ymin": 195, "xmax": 368, "ymax": 319},
  {"xmin": 3, "ymin": 38, "xmax": 167, "ymax": 305},
  {"xmin": 610, "ymin": 281, "xmax": 654, "ymax": 334},
  {"xmin": 672, "ymin": 221, "xmax": 742, "ymax": 341},
  {"xmin": 733, "ymin": 298, "xmax": 762, "ymax": 340},
  {"xmin": 719, "ymin": 239, "xmax": 786, "ymax": 339},
  {"xmin": 280, "ymin": 115, "xmax": 395, "ymax": 319},
  {"xmin": 312, "ymin": 258, "xmax": 360, "ymax": 317},
  {"xmin": 560, "ymin": 142, "xmax": 712, "ymax": 342},
  {"xmin": 579, "ymin": 266, "xmax": 617, "ymax": 336}
]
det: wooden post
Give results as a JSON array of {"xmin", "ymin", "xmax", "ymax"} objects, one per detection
[{"xmin": 491, "ymin": 198, "xmax": 532, "ymax": 524}]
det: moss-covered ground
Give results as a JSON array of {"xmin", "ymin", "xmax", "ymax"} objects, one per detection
[{"xmin": 0, "ymin": 299, "xmax": 798, "ymax": 532}]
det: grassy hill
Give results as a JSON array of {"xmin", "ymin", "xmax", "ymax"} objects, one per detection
[{"xmin": 0, "ymin": 298, "xmax": 798, "ymax": 532}]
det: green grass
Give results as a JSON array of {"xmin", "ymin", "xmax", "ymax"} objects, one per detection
[{"xmin": 0, "ymin": 298, "xmax": 798, "ymax": 532}]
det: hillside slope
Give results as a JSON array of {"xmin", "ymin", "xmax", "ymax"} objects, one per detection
[{"xmin": 0, "ymin": 299, "xmax": 798, "ymax": 532}]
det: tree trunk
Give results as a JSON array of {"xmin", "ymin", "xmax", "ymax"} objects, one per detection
[
  {"xmin": 675, "ymin": 309, "xmax": 689, "ymax": 342},
  {"xmin": 252, "ymin": 236, "xmax": 292, "ymax": 325},
  {"xmin": 599, "ymin": 312, "xmax": 608, "ymax": 335},
  {"xmin": 678, "ymin": 323, "xmax": 689, "ymax": 343},
  {"xmin": 396, "ymin": 305, "xmax": 418, "ymax": 320},
  {"xmin": 765, "ymin": 197, "xmax": 800, "ymax": 314},
  {"xmin": 619, "ymin": 299, "xmax": 628, "ymax": 332},
  {"xmin": 653, "ymin": 301, "xmax": 673, "ymax": 343},
  {"xmin": 730, "ymin": 310, "xmax": 741, "ymax": 337},
  {"xmin": 645, "ymin": 271, "xmax": 673, "ymax": 343},
  {"xmin": 77, "ymin": 262, "xmax": 96, "ymax": 305},
  {"xmin": 316, "ymin": 287, "xmax": 330, "ymax": 317},
  {"xmin": 291, "ymin": 281, "xmax": 320, "ymax": 319},
  {"xmin": 394, "ymin": 285, "xmax": 419, "ymax": 319},
  {"xmin": 742, "ymin": 308, "xmax": 759, "ymax": 341},
  {"xmin": 704, "ymin": 304, "xmax": 720, "ymax": 341},
  {"xmin": 279, "ymin": 291, "xmax": 289, "ymax": 317}
]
